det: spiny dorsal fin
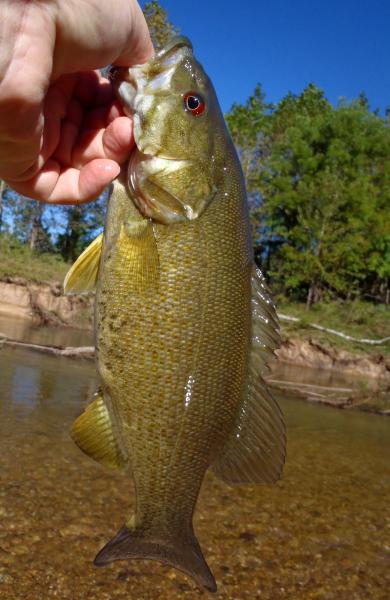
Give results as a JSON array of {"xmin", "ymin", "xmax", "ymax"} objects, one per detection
[
  {"xmin": 64, "ymin": 233, "xmax": 103, "ymax": 294},
  {"xmin": 71, "ymin": 391, "xmax": 126, "ymax": 470},
  {"xmin": 211, "ymin": 265, "xmax": 286, "ymax": 485}
]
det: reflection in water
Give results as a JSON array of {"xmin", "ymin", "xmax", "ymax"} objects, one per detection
[
  {"xmin": 272, "ymin": 360, "xmax": 382, "ymax": 392},
  {"xmin": 11, "ymin": 366, "xmax": 39, "ymax": 411},
  {"xmin": 0, "ymin": 314, "xmax": 94, "ymax": 347},
  {"xmin": 0, "ymin": 343, "xmax": 389, "ymax": 599}
]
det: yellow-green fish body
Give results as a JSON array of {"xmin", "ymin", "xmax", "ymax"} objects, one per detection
[{"xmin": 65, "ymin": 37, "xmax": 285, "ymax": 593}]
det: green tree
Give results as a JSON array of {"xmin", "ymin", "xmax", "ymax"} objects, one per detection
[
  {"xmin": 226, "ymin": 85, "xmax": 273, "ymax": 263},
  {"xmin": 3, "ymin": 190, "xmax": 52, "ymax": 252},
  {"xmin": 227, "ymin": 84, "xmax": 390, "ymax": 306},
  {"xmin": 143, "ymin": 0, "xmax": 178, "ymax": 50},
  {"xmin": 56, "ymin": 190, "xmax": 108, "ymax": 262}
]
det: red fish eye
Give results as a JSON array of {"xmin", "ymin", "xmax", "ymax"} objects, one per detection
[{"xmin": 184, "ymin": 91, "xmax": 205, "ymax": 116}]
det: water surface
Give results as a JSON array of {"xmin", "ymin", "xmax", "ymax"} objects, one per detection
[
  {"xmin": 0, "ymin": 314, "xmax": 93, "ymax": 347},
  {"xmin": 0, "ymin": 340, "xmax": 389, "ymax": 599}
]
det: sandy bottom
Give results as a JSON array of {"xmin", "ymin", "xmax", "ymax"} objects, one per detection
[{"xmin": 0, "ymin": 347, "xmax": 389, "ymax": 599}]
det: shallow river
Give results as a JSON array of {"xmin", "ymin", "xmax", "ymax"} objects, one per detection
[{"xmin": 0, "ymin": 320, "xmax": 389, "ymax": 599}]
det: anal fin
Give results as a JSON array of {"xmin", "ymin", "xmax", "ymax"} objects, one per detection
[
  {"xmin": 71, "ymin": 391, "xmax": 125, "ymax": 469},
  {"xmin": 212, "ymin": 373, "xmax": 286, "ymax": 484}
]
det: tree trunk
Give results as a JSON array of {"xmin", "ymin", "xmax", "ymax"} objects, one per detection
[
  {"xmin": 306, "ymin": 280, "xmax": 320, "ymax": 310},
  {"xmin": 29, "ymin": 215, "xmax": 40, "ymax": 250},
  {"xmin": 0, "ymin": 179, "xmax": 5, "ymax": 234},
  {"xmin": 29, "ymin": 203, "xmax": 43, "ymax": 251}
]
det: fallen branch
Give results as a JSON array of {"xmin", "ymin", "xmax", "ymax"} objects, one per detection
[
  {"xmin": 265, "ymin": 378, "xmax": 353, "ymax": 393},
  {"xmin": 278, "ymin": 313, "xmax": 390, "ymax": 345},
  {"xmin": 0, "ymin": 333, "xmax": 94, "ymax": 359}
]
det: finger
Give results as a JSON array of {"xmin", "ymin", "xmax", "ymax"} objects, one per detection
[
  {"xmin": 48, "ymin": 160, "xmax": 120, "ymax": 204},
  {"xmin": 73, "ymin": 71, "xmax": 114, "ymax": 107},
  {"xmin": 112, "ymin": 2, "xmax": 154, "ymax": 66},
  {"xmin": 94, "ymin": 78, "xmax": 116, "ymax": 106},
  {"xmin": 103, "ymin": 117, "xmax": 134, "ymax": 163},
  {"xmin": 53, "ymin": 120, "xmax": 79, "ymax": 166},
  {"xmin": 51, "ymin": 98, "xmax": 83, "ymax": 165},
  {"xmin": 53, "ymin": 2, "xmax": 153, "ymax": 76},
  {"xmin": 72, "ymin": 71, "xmax": 101, "ymax": 105},
  {"xmin": 107, "ymin": 101, "xmax": 125, "ymax": 122},
  {"xmin": 11, "ymin": 158, "xmax": 120, "ymax": 204},
  {"xmin": 72, "ymin": 116, "xmax": 133, "ymax": 168},
  {"xmin": 0, "ymin": 74, "xmax": 78, "ymax": 181},
  {"xmin": 67, "ymin": 98, "xmax": 83, "ymax": 126},
  {"xmin": 83, "ymin": 106, "xmax": 110, "ymax": 130}
]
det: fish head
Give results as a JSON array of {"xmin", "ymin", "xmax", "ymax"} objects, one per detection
[{"xmin": 110, "ymin": 36, "xmax": 227, "ymax": 224}]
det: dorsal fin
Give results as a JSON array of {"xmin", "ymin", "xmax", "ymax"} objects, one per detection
[
  {"xmin": 64, "ymin": 233, "xmax": 103, "ymax": 294},
  {"xmin": 211, "ymin": 266, "xmax": 286, "ymax": 484}
]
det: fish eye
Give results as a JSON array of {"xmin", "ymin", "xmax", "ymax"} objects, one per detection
[{"xmin": 183, "ymin": 91, "xmax": 206, "ymax": 116}]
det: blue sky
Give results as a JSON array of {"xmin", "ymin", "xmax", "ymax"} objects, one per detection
[{"xmin": 142, "ymin": 0, "xmax": 390, "ymax": 114}]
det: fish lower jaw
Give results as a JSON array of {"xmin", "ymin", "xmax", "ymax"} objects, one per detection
[
  {"xmin": 129, "ymin": 185, "xmax": 202, "ymax": 225},
  {"xmin": 132, "ymin": 191, "xmax": 192, "ymax": 225},
  {"xmin": 128, "ymin": 154, "xmax": 197, "ymax": 224}
]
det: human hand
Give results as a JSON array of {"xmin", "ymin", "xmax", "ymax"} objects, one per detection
[{"xmin": 0, "ymin": 0, "xmax": 153, "ymax": 204}]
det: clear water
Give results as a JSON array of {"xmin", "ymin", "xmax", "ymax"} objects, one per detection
[{"xmin": 0, "ymin": 323, "xmax": 389, "ymax": 599}]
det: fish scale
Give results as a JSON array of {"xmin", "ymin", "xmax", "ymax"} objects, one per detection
[
  {"xmin": 97, "ymin": 161, "xmax": 251, "ymax": 533},
  {"xmin": 65, "ymin": 36, "xmax": 285, "ymax": 593}
]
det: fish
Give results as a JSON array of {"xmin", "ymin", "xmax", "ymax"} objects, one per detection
[{"xmin": 64, "ymin": 36, "xmax": 286, "ymax": 593}]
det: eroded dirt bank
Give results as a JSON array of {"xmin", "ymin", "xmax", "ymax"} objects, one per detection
[
  {"xmin": 0, "ymin": 278, "xmax": 388, "ymax": 381},
  {"xmin": 0, "ymin": 277, "xmax": 92, "ymax": 329},
  {"xmin": 276, "ymin": 337, "xmax": 390, "ymax": 380}
]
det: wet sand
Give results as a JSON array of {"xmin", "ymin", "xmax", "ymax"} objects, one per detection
[{"xmin": 0, "ymin": 346, "xmax": 389, "ymax": 599}]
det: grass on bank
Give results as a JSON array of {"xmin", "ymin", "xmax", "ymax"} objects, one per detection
[
  {"xmin": 277, "ymin": 298, "xmax": 390, "ymax": 355},
  {"xmin": 0, "ymin": 236, "xmax": 389, "ymax": 356},
  {"xmin": 0, "ymin": 236, "xmax": 69, "ymax": 284}
]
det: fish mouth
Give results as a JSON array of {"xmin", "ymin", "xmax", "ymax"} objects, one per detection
[
  {"xmin": 155, "ymin": 35, "xmax": 193, "ymax": 60},
  {"xmin": 108, "ymin": 36, "xmax": 193, "ymax": 112},
  {"xmin": 108, "ymin": 36, "xmax": 193, "ymax": 83},
  {"xmin": 128, "ymin": 150, "xmax": 202, "ymax": 224},
  {"xmin": 109, "ymin": 36, "xmax": 194, "ymax": 160}
]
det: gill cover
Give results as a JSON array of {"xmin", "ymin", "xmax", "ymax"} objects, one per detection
[{"xmin": 111, "ymin": 37, "xmax": 229, "ymax": 224}]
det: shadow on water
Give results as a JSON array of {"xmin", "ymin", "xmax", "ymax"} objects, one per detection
[{"xmin": 0, "ymin": 320, "xmax": 389, "ymax": 599}]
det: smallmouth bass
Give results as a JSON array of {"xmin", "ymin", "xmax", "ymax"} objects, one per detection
[{"xmin": 64, "ymin": 36, "xmax": 285, "ymax": 593}]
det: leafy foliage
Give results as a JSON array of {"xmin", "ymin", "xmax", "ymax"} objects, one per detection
[
  {"xmin": 143, "ymin": 0, "xmax": 178, "ymax": 51},
  {"xmin": 55, "ymin": 190, "xmax": 108, "ymax": 262},
  {"xmin": 0, "ymin": 233, "xmax": 68, "ymax": 283},
  {"xmin": 227, "ymin": 84, "xmax": 390, "ymax": 306}
]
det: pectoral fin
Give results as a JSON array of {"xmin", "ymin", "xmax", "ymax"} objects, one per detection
[
  {"xmin": 71, "ymin": 391, "xmax": 125, "ymax": 470},
  {"xmin": 212, "ymin": 266, "xmax": 286, "ymax": 484},
  {"xmin": 64, "ymin": 233, "xmax": 103, "ymax": 294},
  {"xmin": 114, "ymin": 219, "xmax": 160, "ymax": 292}
]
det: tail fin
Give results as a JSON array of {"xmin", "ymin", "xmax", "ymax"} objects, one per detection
[{"xmin": 94, "ymin": 524, "xmax": 217, "ymax": 593}]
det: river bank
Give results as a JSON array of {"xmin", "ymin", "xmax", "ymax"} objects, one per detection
[
  {"xmin": 1, "ymin": 276, "xmax": 389, "ymax": 378},
  {"xmin": 1, "ymin": 292, "xmax": 389, "ymax": 417},
  {"xmin": 0, "ymin": 276, "xmax": 92, "ymax": 328}
]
